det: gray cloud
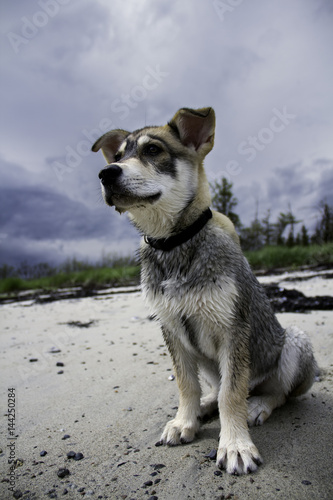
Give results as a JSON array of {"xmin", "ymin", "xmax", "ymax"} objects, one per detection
[{"xmin": 0, "ymin": 0, "xmax": 332, "ymax": 266}]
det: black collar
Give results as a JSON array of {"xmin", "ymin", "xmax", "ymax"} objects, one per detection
[{"xmin": 145, "ymin": 208, "xmax": 212, "ymax": 251}]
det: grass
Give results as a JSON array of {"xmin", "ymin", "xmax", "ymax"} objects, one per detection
[
  {"xmin": 245, "ymin": 243, "xmax": 333, "ymax": 271},
  {"xmin": 0, "ymin": 265, "xmax": 140, "ymax": 294},
  {"xmin": 0, "ymin": 243, "xmax": 332, "ymax": 294}
]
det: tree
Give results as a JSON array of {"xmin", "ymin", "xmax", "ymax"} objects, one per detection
[
  {"xmin": 210, "ymin": 177, "xmax": 241, "ymax": 229},
  {"xmin": 240, "ymin": 219, "xmax": 264, "ymax": 251},
  {"xmin": 300, "ymin": 225, "xmax": 309, "ymax": 246},
  {"xmin": 317, "ymin": 202, "xmax": 333, "ymax": 243},
  {"xmin": 274, "ymin": 207, "xmax": 301, "ymax": 246},
  {"xmin": 261, "ymin": 209, "xmax": 274, "ymax": 246}
]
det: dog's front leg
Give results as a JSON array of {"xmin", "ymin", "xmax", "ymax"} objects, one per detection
[
  {"xmin": 217, "ymin": 349, "xmax": 263, "ymax": 474},
  {"xmin": 158, "ymin": 327, "xmax": 201, "ymax": 446}
]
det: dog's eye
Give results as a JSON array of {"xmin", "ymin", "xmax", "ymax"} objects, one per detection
[
  {"xmin": 144, "ymin": 144, "xmax": 162, "ymax": 156},
  {"xmin": 114, "ymin": 152, "xmax": 122, "ymax": 162}
]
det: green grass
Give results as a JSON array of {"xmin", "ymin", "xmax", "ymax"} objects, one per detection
[
  {"xmin": 0, "ymin": 265, "xmax": 140, "ymax": 294},
  {"xmin": 245, "ymin": 243, "xmax": 333, "ymax": 270},
  {"xmin": 0, "ymin": 243, "xmax": 332, "ymax": 294}
]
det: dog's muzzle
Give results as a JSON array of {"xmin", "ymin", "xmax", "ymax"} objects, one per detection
[{"xmin": 98, "ymin": 164, "xmax": 122, "ymax": 186}]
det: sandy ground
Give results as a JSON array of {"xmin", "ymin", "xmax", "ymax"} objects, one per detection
[{"xmin": 0, "ymin": 273, "xmax": 333, "ymax": 500}]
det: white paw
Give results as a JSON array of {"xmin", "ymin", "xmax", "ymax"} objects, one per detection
[
  {"xmin": 157, "ymin": 417, "xmax": 200, "ymax": 446},
  {"xmin": 216, "ymin": 438, "xmax": 262, "ymax": 475},
  {"xmin": 247, "ymin": 396, "xmax": 273, "ymax": 427}
]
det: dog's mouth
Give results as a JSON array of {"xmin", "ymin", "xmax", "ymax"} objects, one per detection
[{"xmin": 102, "ymin": 188, "xmax": 161, "ymax": 211}]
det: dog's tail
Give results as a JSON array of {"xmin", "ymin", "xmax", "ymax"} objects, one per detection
[{"xmin": 278, "ymin": 326, "xmax": 318, "ymax": 398}]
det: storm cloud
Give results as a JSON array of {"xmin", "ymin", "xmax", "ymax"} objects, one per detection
[{"xmin": 1, "ymin": 0, "xmax": 332, "ymax": 266}]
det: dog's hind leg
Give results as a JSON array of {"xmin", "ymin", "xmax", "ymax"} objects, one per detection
[
  {"xmin": 247, "ymin": 382, "xmax": 286, "ymax": 426},
  {"xmin": 199, "ymin": 359, "xmax": 220, "ymax": 419},
  {"xmin": 248, "ymin": 326, "xmax": 317, "ymax": 427}
]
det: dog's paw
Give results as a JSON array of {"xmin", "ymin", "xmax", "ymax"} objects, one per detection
[
  {"xmin": 157, "ymin": 418, "xmax": 200, "ymax": 446},
  {"xmin": 247, "ymin": 396, "xmax": 273, "ymax": 427},
  {"xmin": 216, "ymin": 439, "xmax": 262, "ymax": 475}
]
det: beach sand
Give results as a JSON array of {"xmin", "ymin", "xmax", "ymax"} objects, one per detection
[{"xmin": 1, "ymin": 273, "xmax": 332, "ymax": 499}]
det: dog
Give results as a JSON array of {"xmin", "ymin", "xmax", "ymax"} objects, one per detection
[{"xmin": 92, "ymin": 107, "xmax": 317, "ymax": 474}]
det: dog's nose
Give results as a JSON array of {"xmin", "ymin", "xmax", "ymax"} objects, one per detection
[{"xmin": 98, "ymin": 165, "xmax": 122, "ymax": 185}]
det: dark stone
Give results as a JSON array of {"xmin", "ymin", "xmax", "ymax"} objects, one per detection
[
  {"xmin": 57, "ymin": 468, "xmax": 70, "ymax": 478},
  {"xmin": 205, "ymin": 449, "xmax": 217, "ymax": 460}
]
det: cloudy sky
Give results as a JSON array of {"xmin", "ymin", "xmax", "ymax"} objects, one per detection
[{"xmin": 1, "ymin": 0, "xmax": 333, "ymax": 267}]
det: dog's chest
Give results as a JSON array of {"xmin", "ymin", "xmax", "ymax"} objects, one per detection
[{"xmin": 141, "ymin": 245, "xmax": 239, "ymax": 356}]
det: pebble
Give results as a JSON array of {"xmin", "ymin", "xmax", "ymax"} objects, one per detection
[
  {"xmin": 67, "ymin": 451, "xmax": 76, "ymax": 459},
  {"xmin": 214, "ymin": 470, "xmax": 222, "ymax": 476},
  {"xmin": 62, "ymin": 434, "xmax": 70, "ymax": 440},
  {"xmin": 151, "ymin": 464, "xmax": 166, "ymax": 470},
  {"xmin": 29, "ymin": 358, "xmax": 38, "ymax": 362},
  {"xmin": 205, "ymin": 449, "xmax": 217, "ymax": 460},
  {"xmin": 57, "ymin": 468, "xmax": 70, "ymax": 478},
  {"xmin": 40, "ymin": 450, "xmax": 47, "ymax": 457},
  {"xmin": 302, "ymin": 480, "xmax": 312, "ymax": 485},
  {"xmin": 74, "ymin": 452, "xmax": 84, "ymax": 461},
  {"xmin": 143, "ymin": 480, "xmax": 153, "ymax": 487},
  {"xmin": 49, "ymin": 347, "xmax": 61, "ymax": 354},
  {"xmin": 56, "ymin": 362, "xmax": 65, "ymax": 367},
  {"xmin": 13, "ymin": 491, "xmax": 23, "ymax": 499}
]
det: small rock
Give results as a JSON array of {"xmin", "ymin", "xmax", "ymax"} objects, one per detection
[
  {"xmin": 56, "ymin": 362, "xmax": 64, "ymax": 367},
  {"xmin": 302, "ymin": 480, "xmax": 312, "ymax": 485},
  {"xmin": 67, "ymin": 451, "xmax": 76, "ymax": 459},
  {"xmin": 29, "ymin": 358, "xmax": 38, "ymax": 363},
  {"xmin": 49, "ymin": 347, "xmax": 61, "ymax": 354},
  {"xmin": 57, "ymin": 468, "xmax": 70, "ymax": 478},
  {"xmin": 168, "ymin": 374, "xmax": 175, "ymax": 381},
  {"xmin": 143, "ymin": 480, "xmax": 153, "ymax": 487},
  {"xmin": 62, "ymin": 434, "xmax": 70, "ymax": 440},
  {"xmin": 214, "ymin": 470, "xmax": 222, "ymax": 476},
  {"xmin": 40, "ymin": 450, "xmax": 47, "ymax": 457},
  {"xmin": 13, "ymin": 491, "xmax": 23, "ymax": 499},
  {"xmin": 151, "ymin": 463, "xmax": 166, "ymax": 470},
  {"xmin": 74, "ymin": 452, "xmax": 84, "ymax": 461},
  {"xmin": 205, "ymin": 449, "xmax": 217, "ymax": 460},
  {"xmin": 57, "ymin": 370, "xmax": 64, "ymax": 375}
]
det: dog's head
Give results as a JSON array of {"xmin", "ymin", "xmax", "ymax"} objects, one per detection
[{"xmin": 92, "ymin": 107, "xmax": 215, "ymax": 237}]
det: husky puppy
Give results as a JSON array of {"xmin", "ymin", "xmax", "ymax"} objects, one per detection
[{"xmin": 92, "ymin": 107, "xmax": 317, "ymax": 475}]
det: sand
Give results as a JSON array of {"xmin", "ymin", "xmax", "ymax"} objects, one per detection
[{"xmin": 0, "ymin": 272, "xmax": 333, "ymax": 500}]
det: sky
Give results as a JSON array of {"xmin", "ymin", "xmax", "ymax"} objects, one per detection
[{"xmin": 1, "ymin": 0, "xmax": 333, "ymax": 267}]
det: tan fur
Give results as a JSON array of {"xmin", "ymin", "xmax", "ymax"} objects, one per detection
[
  {"xmin": 212, "ymin": 210, "xmax": 240, "ymax": 245},
  {"xmin": 92, "ymin": 107, "xmax": 317, "ymax": 476}
]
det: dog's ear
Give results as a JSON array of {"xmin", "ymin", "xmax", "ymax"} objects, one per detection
[
  {"xmin": 91, "ymin": 129, "xmax": 130, "ymax": 163},
  {"xmin": 168, "ymin": 107, "xmax": 215, "ymax": 157}
]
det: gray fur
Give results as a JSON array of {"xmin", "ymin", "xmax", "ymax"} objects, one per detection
[{"xmin": 93, "ymin": 106, "xmax": 318, "ymax": 475}]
